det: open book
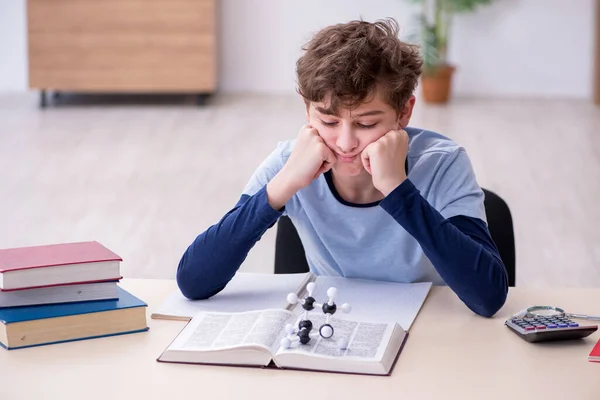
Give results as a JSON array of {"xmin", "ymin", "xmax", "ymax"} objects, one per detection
[{"xmin": 156, "ymin": 272, "xmax": 432, "ymax": 375}]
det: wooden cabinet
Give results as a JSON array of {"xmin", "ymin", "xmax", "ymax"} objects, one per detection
[{"xmin": 26, "ymin": 0, "xmax": 216, "ymax": 106}]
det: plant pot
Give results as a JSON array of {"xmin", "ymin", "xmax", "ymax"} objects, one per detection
[{"xmin": 420, "ymin": 65, "xmax": 456, "ymax": 104}]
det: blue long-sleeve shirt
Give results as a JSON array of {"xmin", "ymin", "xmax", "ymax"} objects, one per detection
[
  {"xmin": 177, "ymin": 179, "xmax": 508, "ymax": 317},
  {"xmin": 177, "ymin": 128, "xmax": 509, "ymax": 317}
]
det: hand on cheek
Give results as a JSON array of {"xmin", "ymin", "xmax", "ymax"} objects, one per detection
[
  {"xmin": 266, "ymin": 125, "xmax": 337, "ymax": 210},
  {"xmin": 360, "ymin": 130, "xmax": 409, "ymax": 196},
  {"xmin": 285, "ymin": 125, "xmax": 337, "ymax": 188}
]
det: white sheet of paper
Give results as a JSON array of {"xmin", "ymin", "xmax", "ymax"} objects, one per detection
[
  {"xmin": 310, "ymin": 276, "xmax": 432, "ymax": 331},
  {"xmin": 152, "ymin": 272, "xmax": 312, "ymax": 320}
]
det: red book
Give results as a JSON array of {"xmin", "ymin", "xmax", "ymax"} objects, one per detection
[
  {"xmin": 589, "ymin": 338, "xmax": 600, "ymax": 363},
  {"xmin": 0, "ymin": 241, "xmax": 122, "ymax": 290}
]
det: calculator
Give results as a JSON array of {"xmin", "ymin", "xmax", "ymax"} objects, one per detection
[{"xmin": 505, "ymin": 315, "xmax": 598, "ymax": 343}]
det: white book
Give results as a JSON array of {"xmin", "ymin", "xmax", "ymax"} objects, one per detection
[
  {"xmin": 0, "ymin": 281, "xmax": 119, "ymax": 308},
  {"xmin": 156, "ymin": 272, "xmax": 432, "ymax": 375}
]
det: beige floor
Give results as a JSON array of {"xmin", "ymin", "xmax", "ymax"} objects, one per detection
[{"xmin": 0, "ymin": 92, "xmax": 599, "ymax": 288}]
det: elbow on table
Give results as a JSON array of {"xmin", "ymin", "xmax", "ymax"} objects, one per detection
[
  {"xmin": 176, "ymin": 256, "xmax": 223, "ymax": 301},
  {"xmin": 468, "ymin": 259, "xmax": 510, "ymax": 317},
  {"xmin": 470, "ymin": 286, "xmax": 508, "ymax": 318}
]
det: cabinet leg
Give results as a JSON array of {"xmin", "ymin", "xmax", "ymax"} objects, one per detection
[
  {"xmin": 196, "ymin": 94, "xmax": 208, "ymax": 106},
  {"xmin": 40, "ymin": 90, "xmax": 48, "ymax": 109}
]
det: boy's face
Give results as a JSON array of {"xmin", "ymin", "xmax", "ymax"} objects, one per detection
[{"xmin": 306, "ymin": 91, "xmax": 415, "ymax": 177}]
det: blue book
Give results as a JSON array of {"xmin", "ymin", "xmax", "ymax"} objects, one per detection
[{"xmin": 0, "ymin": 287, "xmax": 148, "ymax": 349}]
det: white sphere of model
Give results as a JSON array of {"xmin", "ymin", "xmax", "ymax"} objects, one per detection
[
  {"xmin": 284, "ymin": 323, "xmax": 295, "ymax": 335},
  {"xmin": 280, "ymin": 337, "xmax": 292, "ymax": 349},
  {"xmin": 286, "ymin": 293, "xmax": 298, "ymax": 305},
  {"xmin": 319, "ymin": 324, "xmax": 334, "ymax": 338},
  {"xmin": 327, "ymin": 287, "xmax": 338, "ymax": 299}
]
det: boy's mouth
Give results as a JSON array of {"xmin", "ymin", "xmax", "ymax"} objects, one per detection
[{"xmin": 337, "ymin": 153, "xmax": 358, "ymax": 163}]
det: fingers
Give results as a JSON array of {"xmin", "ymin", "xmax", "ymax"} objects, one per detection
[
  {"xmin": 386, "ymin": 129, "xmax": 408, "ymax": 146},
  {"xmin": 386, "ymin": 129, "xmax": 399, "ymax": 138},
  {"xmin": 322, "ymin": 144, "xmax": 337, "ymax": 164},
  {"xmin": 361, "ymin": 144, "xmax": 373, "ymax": 175},
  {"xmin": 298, "ymin": 124, "xmax": 319, "ymax": 139},
  {"xmin": 314, "ymin": 142, "xmax": 336, "ymax": 178},
  {"xmin": 315, "ymin": 160, "xmax": 334, "ymax": 177}
]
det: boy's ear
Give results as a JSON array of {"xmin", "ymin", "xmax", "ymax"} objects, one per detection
[
  {"xmin": 397, "ymin": 96, "xmax": 416, "ymax": 129},
  {"xmin": 304, "ymin": 101, "xmax": 311, "ymax": 123}
]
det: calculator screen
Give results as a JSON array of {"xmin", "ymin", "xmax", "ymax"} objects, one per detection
[{"xmin": 530, "ymin": 309, "xmax": 561, "ymax": 317}]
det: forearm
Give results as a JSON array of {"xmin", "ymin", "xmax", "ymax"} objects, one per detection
[
  {"xmin": 380, "ymin": 179, "xmax": 508, "ymax": 317},
  {"xmin": 176, "ymin": 185, "xmax": 283, "ymax": 299},
  {"xmin": 266, "ymin": 169, "xmax": 300, "ymax": 210}
]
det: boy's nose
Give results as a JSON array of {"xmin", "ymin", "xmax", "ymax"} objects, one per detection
[{"xmin": 336, "ymin": 127, "xmax": 358, "ymax": 153}]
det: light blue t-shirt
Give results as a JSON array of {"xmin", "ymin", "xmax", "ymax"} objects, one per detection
[{"xmin": 242, "ymin": 127, "xmax": 486, "ymax": 285}]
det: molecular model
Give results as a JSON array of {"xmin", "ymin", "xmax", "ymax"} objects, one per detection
[{"xmin": 280, "ymin": 282, "xmax": 351, "ymax": 350}]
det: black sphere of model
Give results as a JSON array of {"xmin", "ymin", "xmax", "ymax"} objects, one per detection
[
  {"xmin": 322, "ymin": 302, "xmax": 337, "ymax": 314},
  {"xmin": 298, "ymin": 328, "xmax": 311, "ymax": 344},
  {"xmin": 298, "ymin": 319, "xmax": 313, "ymax": 331},
  {"xmin": 302, "ymin": 296, "xmax": 315, "ymax": 311}
]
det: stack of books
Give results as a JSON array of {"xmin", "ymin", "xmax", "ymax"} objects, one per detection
[{"xmin": 0, "ymin": 241, "xmax": 148, "ymax": 350}]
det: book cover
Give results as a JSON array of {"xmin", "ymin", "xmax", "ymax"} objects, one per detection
[
  {"xmin": 0, "ymin": 277, "xmax": 122, "ymax": 292},
  {"xmin": 0, "ymin": 287, "xmax": 146, "ymax": 324},
  {"xmin": 0, "ymin": 328, "xmax": 150, "ymax": 350},
  {"xmin": 0, "ymin": 241, "xmax": 122, "ymax": 272}
]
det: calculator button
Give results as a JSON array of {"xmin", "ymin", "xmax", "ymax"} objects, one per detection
[
  {"xmin": 535, "ymin": 325, "xmax": 546, "ymax": 329},
  {"xmin": 546, "ymin": 324, "xmax": 558, "ymax": 328},
  {"xmin": 525, "ymin": 326, "xmax": 535, "ymax": 331},
  {"xmin": 558, "ymin": 323, "xmax": 569, "ymax": 328},
  {"xmin": 569, "ymin": 323, "xmax": 579, "ymax": 327}
]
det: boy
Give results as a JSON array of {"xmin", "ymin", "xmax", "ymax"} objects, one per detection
[{"xmin": 176, "ymin": 19, "xmax": 508, "ymax": 317}]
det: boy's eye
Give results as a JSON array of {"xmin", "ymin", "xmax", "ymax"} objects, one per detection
[
  {"xmin": 358, "ymin": 123, "xmax": 377, "ymax": 129},
  {"xmin": 320, "ymin": 120, "xmax": 378, "ymax": 128},
  {"xmin": 321, "ymin": 120, "xmax": 338, "ymax": 126}
]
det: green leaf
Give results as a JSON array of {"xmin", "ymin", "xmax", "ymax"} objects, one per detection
[
  {"xmin": 405, "ymin": 0, "xmax": 493, "ymax": 12},
  {"xmin": 402, "ymin": 0, "xmax": 494, "ymax": 67}
]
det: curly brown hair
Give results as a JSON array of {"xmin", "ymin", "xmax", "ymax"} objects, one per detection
[{"xmin": 296, "ymin": 18, "xmax": 423, "ymax": 115}]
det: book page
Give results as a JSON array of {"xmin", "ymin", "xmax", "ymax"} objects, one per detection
[
  {"xmin": 310, "ymin": 275, "xmax": 432, "ymax": 330},
  {"xmin": 152, "ymin": 272, "xmax": 314, "ymax": 320},
  {"xmin": 274, "ymin": 314, "xmax": 393, "ymax": 360},
  {"xmin": 167, "ymin": 309, "xmax": 295, "ymax": 352}
]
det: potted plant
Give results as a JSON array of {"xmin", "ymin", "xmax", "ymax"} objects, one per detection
[{"xmin": 406, "ymin": 0, "xmax": 494, "ymax": 103}]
